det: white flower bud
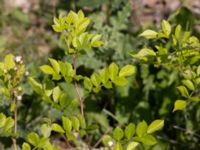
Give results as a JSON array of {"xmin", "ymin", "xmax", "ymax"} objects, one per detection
[
  {"xmin": 14, "ymin": 67, "xmax": 18, "ymax": 71},
  {"xmin": 17, "ymin": 95, "xmax": 22, "ymax": 101},
  {"xmin": 108, "ymin": 141, "xmax": 113, "ymax": 147},
  {"xmin": 15, "ymin": 56, "xmax": 22, "ymax": 63},
  {"xmin": 25, "ymin": 71, "xmax": 29, "ymax": 76},
  {"xmin": 3, "ymin": 69, "xmax": 8, "ymax": 74}
]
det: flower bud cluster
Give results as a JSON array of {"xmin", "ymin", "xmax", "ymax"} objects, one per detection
[{"xmin": 13, "ymin": 87, "xmax": 23, "ymax": 101}]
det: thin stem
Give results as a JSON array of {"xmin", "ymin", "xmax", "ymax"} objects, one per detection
[
  {"xmin": 12, "ymin": 98, "xmax": 17, "ymax": 150},
  {"xmin": 72, "ymin": 54, "xmax": 84, "ymax": 116}
]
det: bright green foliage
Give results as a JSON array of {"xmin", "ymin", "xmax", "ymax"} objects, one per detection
[
  {"xmin": 0, "ymin": 9, "xmax": 169, "ymax": 150},
  {"xmin": 113, "ymin": 127, "xmax": 124, "ymax": 141},
  {"xmin": 173, "ymin": 100, "xmax": 187, "ymax": 112},
  {"xmin": 136, "ymin": 120, "xmax": 148, "ymax": 137},
  {"xmin": 147, "ymin": 120, "xmax": 165, "ymax": 134},
  {"xmin": 22, "ymin": 143, "xmax": 31, "ymax": 150},
  {"xmin": 132, "ymin": 20, "xmax": 200, "ymax": 113},
  {"xmin": 84, "ymin": 62, "xmax": 136, "ymax": 93},
  {"xmin": 0, "ymin": 113, "xmax": 14, "ymax": 136},
  {"xmin": 126, "ymin": 142, "xmax": 139, "ymax": 150},
  {"xmin": 51, "ymin": 123, "xmax": 65, "ymax": 133},
  {"xmin": 0, "ymin": 54, "xmax": 25, "ymax": 141},
  {"xmin": 132, "ymin": 20, "xmax": 200, "ymax": 66},
  {"xmin": 139, "ymin": 30, "xmax": 158, "ymax": 39},
  {"xmin": 52, "ymin": 10, "xmax": 103, "ymax": 54},
  {"xmin": 26, "ymin": 132, "xmax": 58, "ymax": 150},
  {"xmin": 125, "ymin": 123, "xmax": 135, "ymax": 139},
  {"xmin": 102, "ymin": 119, "xmax": 164, "ymax": 149}
]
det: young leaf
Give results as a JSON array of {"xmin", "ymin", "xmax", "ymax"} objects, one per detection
[
  {"xmin": 22, "ymin": 143, "xmax": 31, "ymax": 150},
  {"xmin": 27, "ymin": 132, "xmax": 39, "ymax": 146},
  {"xmin": 49, "ymin": 58, "xmax": 60, "ymax": 74},
  {"xmin": 119, "ymin": 65, "xmax": 136, "ymax": 77},
  {"xmin": 109, "ymin": 63, "xmax": 119, "ymax": 81},
  {"xmin": 125, "ymin": 123, "xmax": 135, "ymax": 139},
  {"xmin": 140, "ymin": 135, "xmax": 157, "ymax": 145},
  {"xmin": 77, "ymin": 114, "xmax": 86, "ymax": 129},
  {"xmin": 173, "ymin": 100, "xmax": 187, "ymax": 112},
  {"xmin": 136, "ymin": 120, "xmax": 148, "ymax": 137},
  {"xmin": 4, "ymin": 54, "xmax": 15, "ymax": 70},
  {"xmin": 127, "ymin": 142, "xmax": 139, "ymax": 150},
  {"xmin": 91, "ymin": 34, "xmax": 103, "ymax": 47},
  {"xmin": 52, "ymin": 86, "xmax": 62, "ymax": 103},
  {"xmin": 113, "ymin": 77, "xmax": 128, "ymax": 86},
  {"xmin": 100, "ymin": 67, "xmax": 109, "ymax": 84},
  {"xmin": 71, "ymin": 116, "xmax": 80, "ymax": 131},
  {"xmin": 113, "ymin": 127, "xmax": 124, "ymax": 141},
  {"xmin": 3, "ymin": 117, "xmax": 14, "ymax": 133},
  {"xmin": 77, "ymin": 18, "xmax": 90, "ymax": 35},
  {"xmin": 84, "ymin": 77, "xmax": 93, "ymax": 91},
  {"xmin": 189, "ymin": 96, "xmax": 200, "ymax": 102},
  {"xmin": 161, "ymin": 20, "xmax": 171, "ymax": 37},
  {"xmin": 0, "ymin": 113, "xmax": 6, "ymax": 128},
  {"xmin": 78, "ymin": 10, "xmax": 84, "ymax": 19},
  {"xmin": 37, "ymin": 137, "xmax": 49, "ymax": 148},
  {"xmin": 62, "ymin": 116, "xmax": 72, "ymax": 133},
  {"xmin": 91, "ymin": 73, "xmax": 101, "ymax": 87},
  {"xmin": 139, "ymin": 30, "xmax": 158, "ymax": 39},
  {"xmin": 40, "ymin": 65, "xmax": 54, "ymax": 75},
  {"xmin": 176, "ymin": 86, "xmax": 190, "ymax": 98},
  {"xmin": 182, "ymin": 80, "xmax": 195, "ymax": 91},
  {"xmin": 147, "ymin": 120, "xmax": 164, "ymax": 134},
  {"xmin": 51, "ymin": 123, "xmax": 65, "ymax": 133},
  {"xmin": 175, "ymin": 25, "xmax": 181, "ymax": 40},
  {"xmin": 130, "ymin": 48, "xmax": 156, "ymax": 61},
  {"xmin": 104, "ymin": 81, "xmax": 112, "ymax": 89}
]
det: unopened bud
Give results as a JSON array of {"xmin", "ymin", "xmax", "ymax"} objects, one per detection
[
  {"xmin": 3, "ymin": 69, "xmax": 8, "ymax": 74},
  {"xmin": 108, "ymin": 141, "xmax": 113, "ymax": 147}
]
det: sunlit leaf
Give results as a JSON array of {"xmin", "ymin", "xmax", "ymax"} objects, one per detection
[
  {"xmin": 147, "ymin": 120, "xmax": 164, "ymax": 134},
  {"xmin": 173, "ymin": 100, "xmax": 186, "ymax": 112}
]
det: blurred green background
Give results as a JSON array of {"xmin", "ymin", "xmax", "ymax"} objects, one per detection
[{"xmin": 0, "ymin": 0, "xmax": 200, "ymax": 149}]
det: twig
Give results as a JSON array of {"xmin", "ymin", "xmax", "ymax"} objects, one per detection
[
  {"xmin": 12, "ymin": 97, "xmax": 17, "ymax": 150},
  {"xmin": 72, "ymin": 54, "xmax": 84, "ymax": 116}
]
